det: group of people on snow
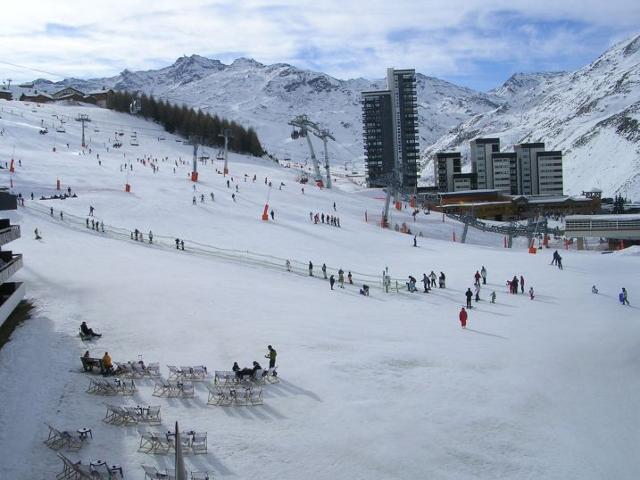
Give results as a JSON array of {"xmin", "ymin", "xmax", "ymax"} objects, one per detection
[
  {"xmin": 231, "ymin": 345, "xmax": 277, "ymax": 379},
  {"xmin": 310, "ymin": 212, "xmax": 341, "ymax": 227}
]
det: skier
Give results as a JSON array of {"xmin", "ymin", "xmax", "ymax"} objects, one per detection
[
  {"xmin": 474, "ymin": 283, "xmax": 481, "ymax": 302},
  {"xmin": 465, "ymin": 288, "xmax": 473, "ymax": 309},
  {"xmin": 490, "ymin": 291, "xmax": 496, "ymax": 304},
  {"xmin": 89, "ymin": 206, "xmax": 94, "ymax": 216},
  {"xmin": 50, "ymin": 207, "xmax": 54, "ymax": 216},
  {"xmin": 34, "ymin": 228, "xmax": 42, "ymax": 240},
  {"xmin": 270, "ymin": 209, "xmax": 275, "ymax": 221},
  {"xmin": 474, "ymin": 270, "xmax": 481, "ymax": 286},
  {"xmin": 149, "ymin": 231, "xmax": 153, "ymax": 244},
  {"xmin": 232, "ymin": 193, "xmax": 236, "ymax": 202},
  {"xmin": 557, "ymin": 255, "xmax": 563, "ymax": 270},
  {"xmin": 422, "ymin": 274, "xmax": 430, "ymax": 293},
  {"xmin": 329, "ymin": 275, "xmax": 335, "ymax": 290},
  {"xmin": 192, "ymin": 196, "xmax": 196, "ymax": 205},
  {"xmin": 429, "ymin": 271, "xmax": 437, "ymax": 288},
  {"xmin": 592, "ymin": 285, "xmax": 599, "ymax": 294},
  {"xmin": 520, "ymin": 275, "xmax": 525, "ymax": 294},
  {"xmin": 512, "ymin": 276, "xmax": 519, "ymax": 294},
  {"xmin": 333, "ymin": 201, "xmax": 336, "ymax": 211},
  {"xmin": 338, "ymin": 269, "xmax": 345, "ymax": 288},
  {"xmin": 285, "ymin": 259, "xmax": 291, "ymax": 272},
  {"xmin": 348, "ymin": 271, "xmax": 353, "ymax": 285},
  {"xmin": 60, "ymin": 211, "xmax": 63, "ymax": 221},
  {"xmin": 407, "ymin": 276, "xmax": 417, "ymax": 292},
  {"xmin": 459, "ymin": 307, "xmax": 468, "ymax": 329},
  {"xmin": 413, "ymin": 236, "xmax": 417, "ymax": 247},
  {"xmin": 86, "ymin": 218, "xmax": 89, "ymax": 228},
  {"xmin": 620, "ymin": 287, "xmax": 630, "ymax": 305},
  {"xmin": 175, "ymin": 238, "xmax": 180, "ymax": 250},
  {"xmin": 200, "ymin": 194, "xmax": 205, "ymax": 203},
  {"xmin": 439, "ymin": 272, "xmax": 446, "ymax": 288},
  {"xmin": 210, "ymin": 193, "xmax": 215, "ymax": 201},
  {"xmin": 481, "ymin": 266, "xmax": 487, "ymax": 285},
  {"xmin": 321, "ymin": 263, "xmax": 327, "ymax": 279},
  {"xmin": 551, "ymin": 250, "xmax": 559, "ymax": 265},
  {"xmin": 308, "ymin": 261, "xmax": 313, "ymax": 276},
  {"xmin": 180, "ymin": 240, "xmax": 184, "ymax": 251},
  {"xmin": 529, "ymin": 286, "xmax": 535, "ymax": 300}
]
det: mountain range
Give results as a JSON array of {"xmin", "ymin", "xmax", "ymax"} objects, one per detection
[{"xmin": 16, "ymin": 33, "xmax": 640, "ymax": 198}]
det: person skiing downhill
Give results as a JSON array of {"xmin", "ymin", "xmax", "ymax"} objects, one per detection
[
  {"xmin": 459, "ymin": 307, "xmax": 468, "ymax": 329},
  {"xmin": 465, "ymin": 288, "xmax": 473, "ymax": 308}
]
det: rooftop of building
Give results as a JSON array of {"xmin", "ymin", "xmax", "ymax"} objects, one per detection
[
  {"xmin": 516, "ymin": 143, "xmax": 545, "ymax": 148},
  {"xmin": 440, "ymin": 189, "xmax": 500, "ymax": 197},
  {"xmin": 536, "ymin": 151, "xmax": 563, "ymax": 156},
  {"xmin": 436, "ymin": 152, "xmax": 461, "ymax": 158},
  {"xmin": 471, "ymin": 138, "xmax": 500, "ymax": 144}
]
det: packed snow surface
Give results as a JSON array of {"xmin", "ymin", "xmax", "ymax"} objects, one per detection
[{"xmin": 0, "ymin": 101, "xmax": 639, "ymax": 479}]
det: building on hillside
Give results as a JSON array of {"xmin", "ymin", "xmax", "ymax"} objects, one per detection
[
  {"xmin": 362, "ymin": 68, "xmax": 419, "ymax": 191},
  {"xmin": 436, "ymin": 189, "xmax": 598, "ymax": 220},
  {"xmin": 52, "ymin": 87, "xmax": 86, "ymax": 99},
  {"xmin": 470, "ymin": 138, "xmax": 500, "ymax": 190},
  {"xmin": 514, "ymin": 142, "xmax": 546, "ymax": 195},
  {"xmin": 536, "ymin": 151, "xmax": 564, "ymax": 195},
  {"xmin": 564, "ymin": 214, "xmax": 640, "ymax": 249},
  {"xmin": 85, "ymin": 89, "xmax": 112, "ymax": 107},
  {"xmin": 452, "ymin": 173, "xmax": 477, "ymax": 191},
  {"xmin": 20, "ymin": 93, "xmax": 54, "ymax": 104},
  {"xmin": 0, "ymin": 90, "xmax": 12, "ymax": 101},
  {"xmin": 491, "ymin": 152, "xmax": 517, "ymax": 194},
  {"xmin": 435, "ymin": 152, "xmax": 461, "ymax": 192},
  {"xmin": 0, "ymin": 189, "xmax": 24, "ymax": 327}
]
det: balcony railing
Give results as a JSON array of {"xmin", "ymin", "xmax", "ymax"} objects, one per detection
[
  {"xmin": 0, "ymin": 225, "xmax": 20, "ymax": 246},
  {"xmin": 0, "ymin": 254, "xmax": 23, "ymax": 284}
]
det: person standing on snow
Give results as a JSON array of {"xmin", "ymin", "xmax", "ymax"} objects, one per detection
[
  {"xmin": 149, "ymin": 231, "xmax": 153, "ymax": 244},
  {"xmin": 175, "ymin": 238, "xmax": 180, "ymax": 249},
  {"xmin": 329, "ymin": 275, "xmax": 335, "ymax": 290},
  {"xmin": 430, "ymin": 271, "xmax": 437, "ymax": 288},
  {"xmin": 459, "ymin": 307, "xmax": 468, "ymax": 329},
  {"xmin": 285, "ymin": 259, "xmax": 291, "ymax": 271},
  {"xmin": 620, "ymin": 288, "xmax": 630, "ymax": 305},
  {"xmin": 413, "ymin": 236, "xmax": 417, "ymax": 247},
  {"xmin": 270, "ymin": 209, "xmax": 275, "ymax": 221},
  {"xmin": 422, "ymin": 274, "xmax": 430, "ymax": 293},
  {"xmin": 474, "ymin": 283, "xmax": 481, "ymax": 302},
  {"xmin": 338, "ymin": 269, "xmax": 345, "ymax": 288},
  {"xmin": 474, "ymin": 270, "xmax": 481, "ymax": 286},
  {"xmin": 192, "ymin": 196, "xmax": 197, "ymax": 205},
  {"xmin": 348, "ymin": 271, "xmax": 353, "ymax": 284},
  {"xmin": 481, "ymin": 266, "xmax": 487, "ymax": 285},
  {"xmin": 490, "ymin": 291, "xmax": 496, "ymax": 304},
  {"xmin": 89, "ymin": 206, "xmax": 94, "ymax": 216},
  {"xmin": 265, "ymin": 345, "xmax": 277, "ymax": 369},
  {"xmin": 308, "ymin": 261, "xmax": 313, "ymax": 276},
  {"xmin": 512, "ymin": 276, "xmax": 519, "ymax": 294},
  {"xmin": 321, "ymin": 263, "xmax": 327, "ymax": 279},
  {"xmin": 529, "ymin": 286, "xmax": 535, "ymax": 300},
  {"xmin": 520, "ymin": 275, "xmax": 525, "ymax": 294},
  {"xmin": 465, "ymin": 288, "xmax": 473, "ymax": 309}
]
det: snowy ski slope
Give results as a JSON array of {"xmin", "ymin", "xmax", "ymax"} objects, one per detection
[{"xmin": 0, "ymin": 100, "xmax": 639, "ymax": 480}]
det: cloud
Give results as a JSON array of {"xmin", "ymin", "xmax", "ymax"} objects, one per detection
[{"xmin": 0, "ymin": 0, "xmax": 638, "ymax": 90}]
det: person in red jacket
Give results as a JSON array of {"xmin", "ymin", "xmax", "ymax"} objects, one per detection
[
  {"xmin": 474, "ymin": 271, "xmax": 481, "ymax": 286},
  {"xmin": 459, "ymin": 307, "xmax": 468, "ymax": 329}
]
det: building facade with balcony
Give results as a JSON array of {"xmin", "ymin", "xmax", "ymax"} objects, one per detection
[
  {"xmin": 362, "ymin": 68, "xmax": 419, "ymax": 191},
  {"xmin": 0, "ymin": 190, "xmax": 24, "ymax": 327}
]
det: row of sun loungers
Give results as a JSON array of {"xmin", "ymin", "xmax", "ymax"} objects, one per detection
[
  {"xmin": 138, "ymin": 430, "xmax": 208, "ymax": 455},
  {"xmin": 44, "ymin": 423, "xmax": 84, "ymax": 452},
  {"xmin": 152, "ymin": 378, "xmax": 196, "ymax": 397},
  {"xmin": 86, "ymin": 378, "xmax": 137, "ymax": 396},
  {"xmin": 167, "ymin": 365, "xmax": 208, "ymax": 381},
  {"xmin": 206, "ymin": 383, "xmax": 263, "ymax": 406},
  {"xmin": 56, "ymin": 453, "xmax": 123, "ymax": 480},
  {"xmin": 142, "ymin": 465, "xmax": 210, "ymax": 480},
  {"xmin": 103, "ymin": 404, "xmax": 162, "ymax": 425}
]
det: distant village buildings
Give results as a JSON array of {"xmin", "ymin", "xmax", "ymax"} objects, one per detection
[{"xmin": 14, "ymin": 87, "xmax": 113, "ymax": 107}]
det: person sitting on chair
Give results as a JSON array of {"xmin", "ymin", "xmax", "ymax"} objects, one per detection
[
  {"xmin": 102, "ymin": 351, "xmax": 113, "ymax": 375},
  {"xmin": 251, "ymin": 361, "xmax": 263, "ymax": 378},
  {"xmin": 80, "ymin": 321, "xmax": 101, "ymax": 338},
  {"xmin": 232, "ymin": 362, "xmax": 240, "ymax": 373}
]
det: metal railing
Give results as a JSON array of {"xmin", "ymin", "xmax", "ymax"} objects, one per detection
[
  {"xmin": 0, "ymin": 225, "xmax": 20, "ymax": 246},
  {"xmin": 0, "ymin": 254, "xmax": 23, "ymax": 284}
]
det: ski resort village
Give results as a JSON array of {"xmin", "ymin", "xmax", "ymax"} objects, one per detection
[{"xmin": 1, "ymin": 4, "xmax": 640, "ymax": 480}]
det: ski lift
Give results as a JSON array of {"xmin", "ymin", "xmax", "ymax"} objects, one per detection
[
  {"xmin": 56, "ymin": 125, "xmax": 66, "ymax": 133},
  {"xmin": 129, "ymin": 99, "xmax": 141, "ymax": 114},
  {"xmin": 130, "ymin": 139, "xmax": 139, "ymax": 146},
  {"xmin": 94, "ymin": 128, "xmax": 100, "ymax": 133},
  {"xmin": 216, "ymin": 149, "xmax": 224, "ymax": 160},
  {"xmin": 131, "ymin": 131, "xmax": 137, "ymax": 138},
  {"xmin": 112, "ymin": 141, "xmax": 122, "ymax": 148},
  {"xmin": 118, "ymin": 130, "xmax": 124, "ymax": 136},
  {"xmin": 291, "ymin": 129, "xmax": 300, "ymax": 140},
  {"xmin": 175, "ymin": 139, "xmax": 182, "ymax": 142},
  {"xmin": 39, "ymin": 128, "xmax": 48, "ymax": 135},
  {"xmin": 158, "ymin": 136, "xmax": 166, "ymax": 141}
]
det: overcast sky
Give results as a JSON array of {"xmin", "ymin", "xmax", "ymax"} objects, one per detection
[{"xmin": 1, "ymin": 0, "xmax": 638, "ymax": 91}]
